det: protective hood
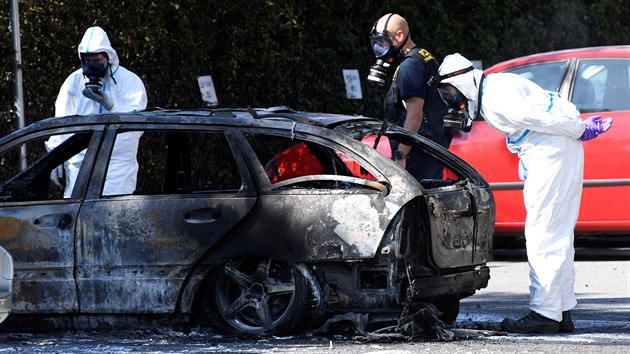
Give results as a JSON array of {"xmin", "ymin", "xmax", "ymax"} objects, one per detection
[
  {"xmin": 77, "ymin": 26, "xmax": 119, "ymax": 71},
  {"xmin": 439, "ymin": 53, "xmax": 484, "ymax": 117}
]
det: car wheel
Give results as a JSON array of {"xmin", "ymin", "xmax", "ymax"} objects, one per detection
[
  {"xmin": 201, "ymin": 257, "xmax": 312, "ymax": 335},
  {"xmin": 431, "ymin": 296, "xmax": 460, "ymax": 324}
]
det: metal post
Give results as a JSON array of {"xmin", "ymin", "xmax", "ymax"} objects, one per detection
[{"xmin": 10, "ymin": 0, "xmax": 27, "ymax": 170}]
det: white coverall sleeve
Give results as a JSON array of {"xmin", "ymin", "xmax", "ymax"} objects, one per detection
[
  {"xmin": 110, "ymin": 70, "xmax": 148, "ymax": 112},
  {"xmin": 54, "ymin": 74, "xmax": 80, "ymax": 117},
  {"xmin": 486, "ymin": 79, "xmax": 585, "ymax": 139}
]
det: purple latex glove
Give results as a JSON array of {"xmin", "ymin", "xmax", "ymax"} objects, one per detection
[{"xmin": 580, "ymin": 115, "xmax": 613, "ymax": 141}]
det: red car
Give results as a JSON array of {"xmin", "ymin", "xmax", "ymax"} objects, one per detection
[{"xmin": 449, "ymin": 45, "xmax": 630, "ymax": 237}]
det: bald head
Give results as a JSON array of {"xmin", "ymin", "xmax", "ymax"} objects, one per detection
[
  {"xmin": 375, "ymin": 13, "xmax": 408, "ymax": 36},
  {"xmin": 373, "ymin": 13, "xmax": 414, "ymax": 53}
]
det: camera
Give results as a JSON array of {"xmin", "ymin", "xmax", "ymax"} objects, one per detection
[
  {"xmin": 443, "ymin": 108, "xmax": 473, "ymax": 134},
  {"xmin": 366, "ymin": 59, "xmax": 391, "ymax": 87}
]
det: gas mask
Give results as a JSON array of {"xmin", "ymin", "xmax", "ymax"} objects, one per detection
[
  {"xmin": 428, "ymin": 66, "xmax": 478, "ymax": 133},
  {"xmin": 366, "ymin": 14, "xmax": 409, "ymax": 86},
  {"xmin": 442, "ymin": 107, "xmax": 473, "ymax": 134},
  {"xmin": 81, "ymin": 52, "xmax": 109, "ymax": 90},
  {"xmin": 436, "ymin": 84, "xmax": 473, "ymax": 134}
]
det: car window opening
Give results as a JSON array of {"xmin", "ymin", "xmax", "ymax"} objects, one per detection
[
  {"xmin": 0, "ymin": 132, "xmax": 93, "ymax": 202},
  {"xmin": 246, "ymin": 133, "xmax": 384, "ymax": 191},
  {"xmin": 123, "ymin": 130, "xmax": 243, "ymax": 196}
]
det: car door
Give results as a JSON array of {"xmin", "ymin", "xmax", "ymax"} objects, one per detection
[
  {"xmin": 385, "ymin": 129, "xmax": 494, "ymax": 268},
  {"xmin": 74, "ymin": 126, "xmax": 258, "ymax": 313},
  {"xmin": 448, "ymin": 119, "xmax": 524, "ymax": 235},
  {"xmin": 0, "ymin": 127, "xmax": 102, "ymax": 312},
  {"xmin": 568, "ymin": 58, "xmax": 630, "ymax": 232}
]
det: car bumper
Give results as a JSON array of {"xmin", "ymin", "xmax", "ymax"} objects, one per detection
[{"xmin": 410, "ymin": 266, "xmax": 490, "ymax": 299}]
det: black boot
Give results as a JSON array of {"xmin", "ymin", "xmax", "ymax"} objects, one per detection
[
  {"xmin": 501, "ymin": 311, "xmax": 560, "ymax": 334},
  {"xmin": 559, "ymin": 310, "xmax": 574, "ymax": 333}
]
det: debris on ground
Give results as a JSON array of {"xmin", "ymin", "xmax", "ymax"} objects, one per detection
[{"xmin": 311, "ymin": 304, "xmax": 506, "ymax": 342}]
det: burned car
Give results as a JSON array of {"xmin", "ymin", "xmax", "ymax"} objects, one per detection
[
  {"xmin": 0, "ymin": 107, "xmax": 494, "ymax": 335},
  {"xmin": 0, "ymin": 245, "xmax": 12, "ymax": 324}
]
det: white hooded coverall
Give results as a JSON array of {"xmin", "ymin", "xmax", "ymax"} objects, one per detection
[
  {"xmin": 440, "ymin": 54, "xmax": 585, "ymax": 322},
  {"xmin": 46, "ymin": 26, "xmax": 148, "ymax": 197}
]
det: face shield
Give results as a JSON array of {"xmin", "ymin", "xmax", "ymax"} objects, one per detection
[
  {"xmin": 369, "ymin": 13, "xmax": 398, "ymax": 61},
  {"xmin": 438, "ymin": 84, "xmax": 468, "ymax": 110},
  {"xmin": 370, "ymin": 32, "xmax": 395, "ymax": 60}
]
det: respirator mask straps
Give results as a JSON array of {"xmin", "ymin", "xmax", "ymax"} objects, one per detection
[
  {"xmin": 367, "ymin": 14, "xmax": 410, "ymax": 87},
  {"xmin": 369, "ymin": 14, "xmax": 395, "ymax": 60},
  {"xmin": 427, "ymin": 65, "xmax": 474, "ymax": 88}
]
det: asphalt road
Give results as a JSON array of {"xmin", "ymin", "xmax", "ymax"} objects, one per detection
[{"xmin": 0, "ymin": 243, "xmax": 628, "ymax": 353}]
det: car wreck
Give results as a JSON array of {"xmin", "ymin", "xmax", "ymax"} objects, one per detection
[{"xmin": 0, "ymin": 107, "xmax": 494, "ymax": 335}]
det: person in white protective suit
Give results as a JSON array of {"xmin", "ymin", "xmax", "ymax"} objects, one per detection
[
  {"xmin": 46, "ymin": 26, "xmax": 147, "ymax": 197},
  {"xmin": 434, "ymin": 53, "xmax": 613, "ymax": 334}
]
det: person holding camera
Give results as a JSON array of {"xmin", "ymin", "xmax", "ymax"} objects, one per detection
[
  {"xmin": 435, "ymin": 53, "xmax": 613, "ymax": 334},
  {"xmin": 46, "ymin": 26, "xmax": 147, "ymax": 197},
  {"xmin": 368, "ymin": 13, "xmax": 451, "ymax": 180}
]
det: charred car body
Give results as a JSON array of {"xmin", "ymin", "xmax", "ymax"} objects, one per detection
[{"xmin": 0, "ymin": 107, "xmax": 494, "ymax": 335}]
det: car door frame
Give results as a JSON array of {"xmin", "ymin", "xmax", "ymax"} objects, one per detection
[
  {"xmin": 0, "ymin": 125, "xmax": 105, "ymax": 313},
  {"xmin": 74, "ymin": 123, "xmax": 260, "ymax": 313}
]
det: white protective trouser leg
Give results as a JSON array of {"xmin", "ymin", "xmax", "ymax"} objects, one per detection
[{"xmin": 519, "ymin": 133, "xmax": 584, "ymax": 322}]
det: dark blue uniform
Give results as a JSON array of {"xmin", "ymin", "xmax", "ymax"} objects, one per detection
[{"xmin": 384, "ymin": 47, "xmax": 451, "ymax": 180}]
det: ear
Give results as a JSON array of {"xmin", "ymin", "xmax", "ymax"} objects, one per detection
[{"xmin": 393, "ymin": 30, "xmax": 406, "ymax": 45}]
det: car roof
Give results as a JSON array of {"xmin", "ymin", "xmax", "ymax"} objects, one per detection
[
  {"xmin": 0, "ymin": 107, "xmax": 382, "ymax": 144},
  {"xmin": 486, "ymin": 45, "xmax": 630, "ymax": 73}
]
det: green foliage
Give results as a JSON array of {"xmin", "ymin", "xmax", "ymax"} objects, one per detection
[{"xmin": 0, "ymin": 0, "xmax": 629, "ymax": 135}]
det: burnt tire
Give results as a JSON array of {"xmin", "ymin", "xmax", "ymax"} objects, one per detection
[
  {"xmin": 431, "ymin": 296, "xmax": 460, "ymax": 324},
  {"xmin": 200, "ymin": 257, "xmax": 313, "ymax": 336}
]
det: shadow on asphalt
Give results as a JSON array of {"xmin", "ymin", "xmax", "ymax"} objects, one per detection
[{"xmin": 492, "ymin": 235, "xmax": 630, "ymax": 262}]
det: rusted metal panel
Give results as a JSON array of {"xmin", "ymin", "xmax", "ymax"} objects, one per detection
[
  {"xmin": 0, "ymin": 204, "xmax": 79, "ymax": 313},
  {"xmin": 472, "ymin": 187, "xmax": 495, "ymax": 264},
  {"xmin": 312, "ymin": 262, "xmax": 402, "ymax": 312},
  {"xmin": 425, "ymin": 182, "xmax": 494, "ymax": 269},
  {"xmin": 76, "ymin": 266, "xmax": 187, "ymax": 313},
  {"xmin": 75, "ymin": 196, "xmax": 257, "ymax": 313}
]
